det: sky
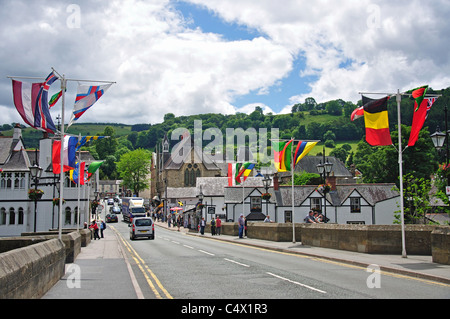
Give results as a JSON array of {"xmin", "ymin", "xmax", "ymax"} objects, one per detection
[{"xmin": 1, "ymin": 0, "xmax": 449, "ymax": 126}]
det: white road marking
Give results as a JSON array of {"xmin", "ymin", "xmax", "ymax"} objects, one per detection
[
  {"xmin": 198, "ymin": 249, "xmax": 215, "ymax": 256},
  {"xmin": 266, "ymin": 272, "xmax": 327, "ymax": 294},
  {"xmin": 224, "ymin": 258, "xmax": 250, "ymax": 268}
]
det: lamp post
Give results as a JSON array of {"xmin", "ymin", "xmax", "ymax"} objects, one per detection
[
  {"xmin": 29, "ymin": 163, "xmax": 43, "ymax": 232},
  {"xmin": 316, "ymin": 158, "xmax": 333, "ymax": 222},
  {"xmin": 431, "ymin": 123, "xmax": 450, "ymax": 187},
  {"xmin": 262, "ymin": 175, "xmax": 271, "ymax": 219}
]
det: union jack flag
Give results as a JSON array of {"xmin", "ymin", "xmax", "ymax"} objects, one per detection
[{"xmin": 35, "ymin": 72, "xmax": 58, "ymax": 133}]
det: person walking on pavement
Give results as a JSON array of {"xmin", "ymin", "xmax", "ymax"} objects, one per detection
[
  {"xmin": 100, "ymin": 219, "xmax": 106, "ymax": 238},
  {"xmin": 200, "ymin": 217, "xmax": 206, "ymax": 235},
  {"xmin": 211, "ymin": 216, "xmax": 216, "ymax": 236},
  {"xmin": 238, "ymin": 214, "xmax": 245, "ymax": 238},
  {"xmin": 215, "ymin": 216, "xmax": 222, "ymax": 235}
]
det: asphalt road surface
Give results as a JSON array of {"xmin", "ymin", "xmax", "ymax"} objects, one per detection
[{"xmin": 109, "ymin": 220, "xmax": 450, "ymax": 300}]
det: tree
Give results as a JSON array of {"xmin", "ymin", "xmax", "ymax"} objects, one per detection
[
  {"xmin": 116, "ymin": 148, "xmax": 151, "ymax": 196},
  {"xmin": 95, "ymin": 126, "xmax": 118, "ymax": 159}
]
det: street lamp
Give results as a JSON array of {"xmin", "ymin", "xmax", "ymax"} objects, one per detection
[
  {"xmin": 316, "ymin": 158, "xmax": 333, "ymax": 222},
  {"xmin": 29, "ymin": 162, "xmax": 43, "ymax": 232},
  {"xmin": 430, "ymin": 126, "xmax": 446, "ymax": 151},
  {"xmin": 262, "ymin": 175, "xmax": 271, "ymax": 219}
]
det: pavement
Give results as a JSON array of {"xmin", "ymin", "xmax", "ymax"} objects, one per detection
[{"xmin": 42, "ymin": 220, "xmax": 450, "ymax": 299}]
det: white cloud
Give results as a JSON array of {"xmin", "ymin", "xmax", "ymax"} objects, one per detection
[{"xmin": 1, "ymin": 0, "xmax": 449, "ymax": 126}]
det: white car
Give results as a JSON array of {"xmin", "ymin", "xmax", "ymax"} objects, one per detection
[{"xmin": 129, "ymin": 217, "xmax": 154, "ymax": 240}]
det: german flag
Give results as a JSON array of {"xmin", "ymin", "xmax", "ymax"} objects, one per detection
[{"xmin": 362, "ymin": 95, "xmax": 392, "ymax": 146}]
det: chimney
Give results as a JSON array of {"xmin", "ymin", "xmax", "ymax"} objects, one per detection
[
  {"xmin": 13, "ymin": 124, "xmax": 22, "ymax": 142},
  {"xmin": 326, "ymin": 174, "xmax": 337, "ymax": 191},
  {"xmin": 273, "ymin": 173, "xmax": 279, "ymax": 191}
]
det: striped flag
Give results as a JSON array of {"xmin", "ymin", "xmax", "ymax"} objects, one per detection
[
  {"xmin": 68, "ymin": 83, "xmax": 112, "ymax": 128},
  {"xmin": 236, "ymin": 162, "xmax": 255, "ymax": 184},
  {"xmin": 52, "ymin": 135, "xmax": 78, "ymax": 174},
  {"xmin": 361, "ymin": 96, "xmax": 392, "ymax": 146},
  {"xmin": 228, "ymin": 162, "xmax": 242, "ymax": 186},
  {"xmin": 273, "ymin": 140, "xmax": 293, "ymax": 172},
  {"xmin": 293, "ymin": 141, "xmax": 318, "ymax": 165},
  {"xmin": 11, "ymin": 71, "xmax": 58, "ymax": 133}
]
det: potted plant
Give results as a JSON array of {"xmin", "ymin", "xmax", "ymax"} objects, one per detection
[
  {"xmin": 53, "ymin": 197, "xmax": 66, "ymax": 206},
  {"xmin": 28, "ymin": 188, "xmax": 44, "ymax": 200},
  {"xmin": 261, "ymin": 193, "xmax": 272, "ymax": 200},
  {"xmin": 317, "ymin": 183, "xmax": 331, "ymax": 193}
]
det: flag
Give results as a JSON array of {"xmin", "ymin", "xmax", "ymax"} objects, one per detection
[
  {"xmin": 87, "ymin": 161, "xmax": 104, "ymax": 181},
  {"xmin": 408, "ymin": 97, "xmax": 437, "ymax": 147},
  {"xmin": 361, "ymin": 95, "xmax": 392, "ymax": 146},
  {"xmin": 293, "ymin": 141, "xmax": 318, "ymax": 165},
  {"xmin": 70, "ymin": 161, "xmax": 86, "ymax": 185},
  {"xmin": 273, "ymin": 140, "xmax": 293, "ymax": 172},
  {"xmin": 68, "ymin": 83, "xmax": 112, "ymax": 128},
  {"xmin": 228, "ymin": 162, "xmax": 242, "ymax": 186},
  {"xmin": 76, "ymin": 136, "xmax": 107, "ymax": 151},
  {"xmin": 34, "ymin": 72, "xmax": 58, "ymax": 133},
  {"xmin": 52, "ymin": 135, "xmax": 78, "ymax": 174},
  {"xmin": 12, "ymin": 80, "xmax": 43, "ymax": 129},
  {"xmin": 236, "ymin": 162, "xmax": 255, "ymax": 184},
  {"xmin": 350, "ymin": 106, "xmax": 364, "ymax": 121},
  {"xmin": 11, "ymin": 72, "xmax": 57, "ymax": 133},
  {"xmin": 410, "ymin": 85, "xmax": 428, "ymax": 112},
  {"xmin": 49, "ymin": 89, "xmax": 64, "ymax": 108}
]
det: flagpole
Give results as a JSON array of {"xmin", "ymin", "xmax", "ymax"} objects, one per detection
[
  {"xmin": 58, "ymin": 75, "xmax": 66, "ymax": 241},
  {"xmin": 77, "ymin": 133, "xmax": 81, "ymax": 231},
  {"xmin": 396, "ymin": 90, "xmax": 407, "ymax": 258},
  {"xmin": 291, "ymin": 138, "xmax": 296, "ymax": 244}
]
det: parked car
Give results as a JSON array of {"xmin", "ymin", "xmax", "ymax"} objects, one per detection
[
  {"xmin": 106, "ymin": 213, "xmax": 118, "ymax": 223},
  {"xmin": 129, "ymin": 217, "xmax": 154, "ymax": 240}
]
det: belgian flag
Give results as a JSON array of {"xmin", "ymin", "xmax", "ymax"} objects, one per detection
[{"xmin": 362, "ymin": 95, "xmax": 392, "ymax": 146}]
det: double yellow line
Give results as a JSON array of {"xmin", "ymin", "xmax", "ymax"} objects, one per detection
[{"xmin": 112, "ymin": 226, "xmax": 173, "ymax": 299}]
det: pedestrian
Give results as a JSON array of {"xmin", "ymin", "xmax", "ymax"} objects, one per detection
[
  {"xmin": 211, "ymin": 216, "xmax": 216, "ymax": 235},
  {"xmin": 238, "ymin": 214, "xmax": 245, "ymax": 238},
  {"xmin": 304, "ymin": 211, "xmax": 317, "ymax": 223},
  {"xmin": 89, "ymin": 220, "xmax": 100, "ymax": 240},
  {"xmin": 100, "ymin": 219, "xmax": 106, "ymax": 238},
  {"xmin": 264, "ymin": 215, "xmax": 272, "ymax": 223},
  {"xmin": 200, "ymin": 217, "xmax": 206, "ymax": 235},
  {"xmin": 215, "ymin": 216, "xmax": 222, "ymax": 235},
  {"xmin": 244, "ymin": 217, "xmax": 248, "ymax": 237},
  {"xmin": 176, "ymin": 215, "xmax": 181, "ymax": 231}
]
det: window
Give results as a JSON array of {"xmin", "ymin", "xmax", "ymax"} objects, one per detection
[
  {"xmin": 350, "ymin": 198, "xmax": 361, "ymax": 213},
  {"xmin": 285, "ymin": 210, "xmax": 292, "ymax": 223},
  {"xmin": 310, "ymin": 198, "xmax": 321, "ymax": 212},
  {"xmin": 184, "ymin": 164, "xmax": 201, "ymax": 187},
  {"xmin": 65, "ymin": 207, "xmax": 72, "ymax": 225},
  {"xmin": 250, "ymin": 197, "xmax": 262, "ymax": 212},
  {"xmin": 18, "ymin": 207, "xmax": 24, "ymax": 225},
  {"xmin": 0, "ymin": 207, "xmax": 6, "ymax": 225},
  {"xmin": 9, "ymin": 207, "xmax": 15, "ymax": 225}
]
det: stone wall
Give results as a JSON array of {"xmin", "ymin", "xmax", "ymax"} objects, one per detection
[
  {"xmin": 21, "ymin": 230, "xmax": 81, "ymax": 263},
  {"xmin": 194, "ymin": 222, "xmax": 450, "ymax": 263},
  {"xmin": 431, "ymin": 226, "xmax": 450, "ymax": 264},
  {"xmin": 0, "ymin": 238, "xmax": 65, "ymax": 299}
]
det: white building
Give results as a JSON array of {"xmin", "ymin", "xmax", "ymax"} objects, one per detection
[{"xmin": 0, "ymin": 126, "xmax": 98, "ymax": 237}]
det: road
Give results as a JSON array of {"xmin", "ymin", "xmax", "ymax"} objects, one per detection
[{"xmin": 108, "ymin": 216, "xmax": 450, "ymax": 300}]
